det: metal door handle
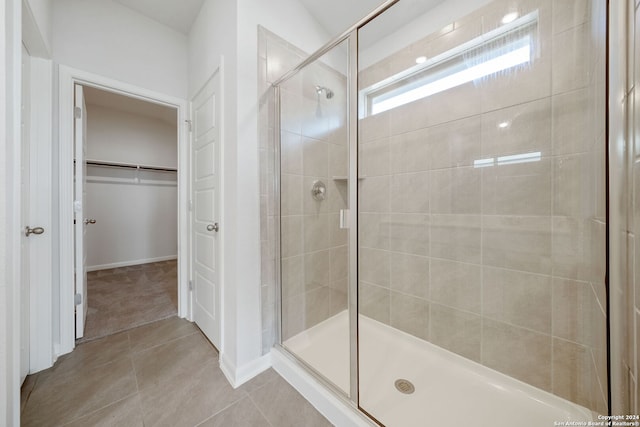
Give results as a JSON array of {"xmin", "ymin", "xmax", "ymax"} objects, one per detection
[
  {"xmin": 207, "ymin": 223, "xmax": 219, "ymax": 232},
  {"xmin": 25, "ymin": 226, "xmax": 45, "ymax": 237},
  {"xmin": 84, "ymin": 219, "xmax": 96, "ymax": 225}
]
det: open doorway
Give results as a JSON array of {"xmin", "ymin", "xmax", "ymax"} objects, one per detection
[{"xmin": 76, "ymin": 85, "xmax": 179, "ymax": 341}]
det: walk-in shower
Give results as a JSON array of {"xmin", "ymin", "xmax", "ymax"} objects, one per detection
[{"xmin": 260, "ymin": 0, "xmax": 608, "ymax": 425}]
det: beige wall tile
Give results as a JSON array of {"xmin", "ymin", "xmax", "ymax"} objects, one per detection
[
  {"xmin": 552, "ymin": 278, "xmax": 595, "ymax": 346},
  {"xmin": 329, "ymin": 143, "xmax": 348, "ymax": 178},
  {"xmin": 359, "ymin": 110, "xmax": 390, "ymax": 143},
  {"xmin": 552, "ymin": 88, "xmax": 592, "ymax": 155},
  {"xmin": 359, "ymin": 176, "xmax": 390, "ymax": 213},
  {"xmin": 483, "ymin": 267, "xmax": 552, "ymax": 334},
  {"xmin": 552, "ymin": 217, "xmax": 591, "ymax": 281},
  {"xmin": 281, "ymin": 256, "xmax": 304, "ymax": 300},
  {"xmin": 327, "ymin": 180, "xmax": 348, "ymax": 213},
  {"xmin": 430, "ymin": 259, "xmax": 481, "ymax": 314},
  {"xmin": 281, "ymin": 174, "xmax": 302, "ymax": 216},
  {"xmin": 281, "ymin": 131, "xmax": 303, "ymax": 175},
  {"xmin": 389, "ymin": 214, "xmax": 430, "ymax": 256},
  {"xmin": 425, "ymin": 83, "xmax": 482, "ymax": 127},
  {"xmin": 430, "ymin": 303, "xmax": 481, "ymax": 363},
  {"xmin": 552, "ymin": 339, "xmax": 593, "ymax": 409},
  {"xmin": 552, "ymin": 0, "xmax": 589, "ymax": 34},
  {"xmin": 390, "ymin": 292, "xmax": 429, "ymax": 340},
  {"xmin": 330, "ymin": 245, "xmax": 348, "ymax": 283},
  {"xmin": 280, "ymin": 89, "xmax": 302, "ymax": 135},
  {"xmin": 390, "ymin": 172, "xmax": 430, "ymax": 214},
  {"xmin": 359, "ymin": 213, "xmax": 390, "ymax": 250},
  {"xmin": 552, "ymin": 24, "xmax": 590, "ymax": 94},
  {"xmin": 389, "ymin": 128, "xmax": 429, "ymax": 174},
  {"xmin": 482, "ymin": 215, "xmax": 552, "ymax": 274},
  {"xmin": 482, "ymin": 319, "xmax": 552, "ymax": 392},
  {"xmin": 428, "ymin": 116, "xmax": 481, "ymax": 170},
  {"xmin": 431, "ymin": 214, "xmax": 481, "ymax": 264},
  {"xmin": 359, "ymin": 282, "xmax": 390, "ymax": 324},
  {"xmin": 360, "ymin": 139, "xmax": 390, "ymax": 177},
  {"xmin": 304, "ymin": 250, "xmax": 330, "ymax": 292},
  {"xmin": 481, "ymin": 158, "xmax": 552, "ymax": 216},
  {"xmin": 554, "ymin": 154, "xmax": 593, "ymax": 217},
  {"xmin": 360, "ymin": 248, "xmax": 390, "ymax": 288},
  {"xmin": 329, "ymin": 213, "xmax": 347, "ymax": 247},
  {"xmin": 305, "ymin": 287, "xmax": 331, "ymax": 328},
  {"xmin": 281, "ymin": 216, "xmax": 303, "ymax": 258},
  {"xmin": 303, "ymin": 214, "xmax": 330, "ymax": 253},
  {"xmin": 390, "ymin": 252, "xmax": 429, "ymax": 299},
  {"xmin": 302, "ymin": 138, "xmax": 328, "ymax": 177},
  {"xmin": 430, "ymin": 168, "xmax": 481, "ymax": 214},
  {"xmin": 481, "ymin": 96, "xmax": 551, "ymax": 158}
]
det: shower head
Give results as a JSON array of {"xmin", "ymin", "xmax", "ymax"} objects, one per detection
[{"xmin": 315, "ymin": 85, "xmax": 334, "ymax": 99}]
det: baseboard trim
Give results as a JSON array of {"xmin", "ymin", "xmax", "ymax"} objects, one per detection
[
  {"xmin": 86, "ymin": 255, "xmax": 177, "ymax": 272},
  {"xmin": 271, "ymin": 346, "xmax": 375, "ymax": 427},
  {"xmin": 220, "ymin": 353, "xmax": 272, "ymax": 389}
]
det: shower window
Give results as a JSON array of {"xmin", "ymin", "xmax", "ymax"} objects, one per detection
[{"xmin": 360, "ymin": 11, "xmax": 539, "ymax": 117}]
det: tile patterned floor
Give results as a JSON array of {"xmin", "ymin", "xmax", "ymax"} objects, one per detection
[
  {"xmin": 21, "ymin": 316, "xmax": 333, "ymax": 427},
  {"xmin": 82, "ymin": 260, "xmax": 178, "ymax": 341}
]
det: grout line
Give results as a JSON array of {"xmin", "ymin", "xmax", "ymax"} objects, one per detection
[
  {"xmin": 246, "ymin": 388, "xmax": 277, "ymax": 427},
  {"xmin": 57, "ymin": 392, "xmax": 139, "ymax": 427}
]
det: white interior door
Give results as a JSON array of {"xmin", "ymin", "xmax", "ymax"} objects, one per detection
[
  {"xmin": 20, "ymin": 43, "xmax": 31, "ymax": 383},
  {"xmin": 191, "ymin": 71, "xmax": 221, "ymax": 348},
  {"xmin": 74, "ymin": 84, "xmax": 88, "ymax": 339}
]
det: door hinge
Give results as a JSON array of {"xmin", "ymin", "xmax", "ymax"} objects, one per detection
[
  {"xmin": 185, "ymin": 119, "xmax": 192, "ymax": 132},
  {"xmin": 74, "ymin": 293, "xmax": 82, "ymax": 305},
  {"xmin": 75, "ymin": 107, "xmax": 82, "ymax": 119},
  {"xmin": 188, "ymin": 280, "xmax": 193, "ymax": 291}
]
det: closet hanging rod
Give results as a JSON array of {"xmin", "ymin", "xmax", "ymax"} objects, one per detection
[{"xmin": 85, "ymin": 159, "xmax": 177, "ymax": 173}]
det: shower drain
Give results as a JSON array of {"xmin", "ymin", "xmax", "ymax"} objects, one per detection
[{"xmin": 394, "ymin": 379, "xmax": 415, "ymax": 394}]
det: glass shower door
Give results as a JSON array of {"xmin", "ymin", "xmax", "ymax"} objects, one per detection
[
  {"xmin": 356, "ymin": 0, "xmax": 607, "ymax": 425},
  {"xmin": 278, "ymin": 39, "xmax": 351, "ymax": 396}
]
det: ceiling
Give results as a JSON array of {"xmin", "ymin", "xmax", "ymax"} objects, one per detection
[
  {"xmin": 113, "ymin": 0, "xmax": 205, "ymax": 34},
  {"xmin": 83, "ymin": 86, "xmax": 177, "ymax": 126},
  {"xmin": 110, "ymin": 0, "xmax": 444, "ymax": 43},
  {"xmin": 297, "ymin": 0, "xmax": 445, "ymax": 46}
]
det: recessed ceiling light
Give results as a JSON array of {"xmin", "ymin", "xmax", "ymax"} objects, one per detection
[
  {"xmin": 498, "ymin": 121, "xmax": 510, "ymax": 129},
  {"xmin": 501, "ymin": 12, "xmax": 519, "ymax": 24},
  {"xmin": 415, "ymin": 56, "xmax": 427, "ymax": 64}
]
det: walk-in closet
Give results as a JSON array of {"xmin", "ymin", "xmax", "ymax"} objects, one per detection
[{"xmin": 79, "ymin": 86, "xmax": 178, "ymax": 341}]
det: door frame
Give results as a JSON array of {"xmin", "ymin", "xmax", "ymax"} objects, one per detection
[{"xmin": 57, "ymin": 66, "xmax": 190, "ymax": 355}]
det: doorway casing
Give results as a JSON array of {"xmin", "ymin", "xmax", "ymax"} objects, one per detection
[{"xmin": 57, "ymin": 66, "xmax": 190, "ymax": 355}]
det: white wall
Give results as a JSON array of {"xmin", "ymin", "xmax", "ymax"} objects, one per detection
[
  {"xmin": 86, "ymin": 105, "xmax": 177, "ymax": 167},
  {"xmin": 2, "ymin": 0, "xmax": 22, "ymax": 424},
  {"xmin": 84, "ymin": 104, "xmax": 177, "ymax": 270},
  {"xmin": 52, "ymin": 0, "xmax": 188, "ymax": 99},
  {"xmin": 188, "ymin": 0, "xmax": 332, "ymax": 380},
  {"xmin": 23, "ymin": 0, "xmax": 51, "ymax": 56}
]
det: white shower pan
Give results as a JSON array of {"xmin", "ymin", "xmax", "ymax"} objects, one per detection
[{"xmin": 278, "ymin": 311, "xmax": 594, "ymax": 427}]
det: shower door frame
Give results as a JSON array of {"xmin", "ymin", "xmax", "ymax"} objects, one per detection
[{"xmin": 271, "ymin": 0, "xmax": 400, "ymax": 416}]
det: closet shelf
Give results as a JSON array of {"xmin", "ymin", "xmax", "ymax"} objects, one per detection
[{"xmin": 85, "ymin": 159, "xmax": 177, "ymax": 173}]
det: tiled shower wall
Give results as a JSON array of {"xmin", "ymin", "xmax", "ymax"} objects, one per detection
[
  {"xmin": 357, "ymin": 0, "xmax": 607, "ymax": 412},
  {"xmin": 258, "ymin": 28, "xmax": 349, "ymax": 351}
]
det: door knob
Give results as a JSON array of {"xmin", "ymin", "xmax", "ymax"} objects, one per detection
[
  {"xmin": 84, "ymin": 219, "xmax": 96, "ymax": 225},
  {"xmin": 207, "ymin": 223, "xmax": 219, "ymax": 232},
  {"xmin": 25, "ymin": 226, "xmax": 45, "ymax": 237}
]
